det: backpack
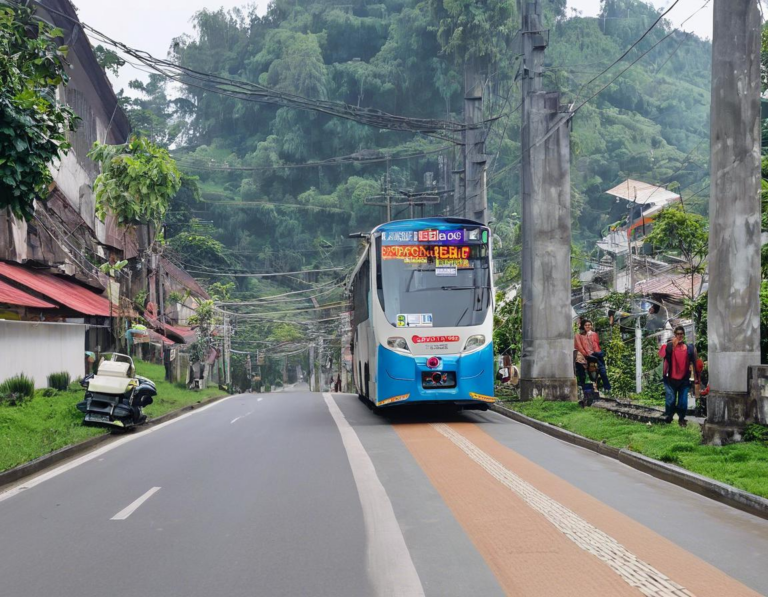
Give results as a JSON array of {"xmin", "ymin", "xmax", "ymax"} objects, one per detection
[{"xmin": 664, "ymin": 342, "xmax": 694, "ymax": 381}]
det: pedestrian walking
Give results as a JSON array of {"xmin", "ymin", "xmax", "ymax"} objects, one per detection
[
  {"xmin": 659, "ymin": 326, "xmax": 699, "ymax": 427},
  {"xmin": 574, "ymin": 319, "xmax": 611, "ymax": 395}
]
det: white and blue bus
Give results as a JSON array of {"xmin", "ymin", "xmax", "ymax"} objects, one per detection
[{"xmin": 348, "ymin": 217, "xmax": 495, "ymax": 409}]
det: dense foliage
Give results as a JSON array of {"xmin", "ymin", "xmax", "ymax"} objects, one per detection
[
  {"xmin": 0, "ymin": 1, "xmax": 78, "ymax": 220},
  {"xmin": 115, "ymin": 0, "xmax": 712, "ymax": 285},
  {"xmin": 89, "ymin": 136, "xmax": 182, "ymax": 227},
  {"xmin": 108, "ymin": 0, "xmax": 716, "ymax": 380}
]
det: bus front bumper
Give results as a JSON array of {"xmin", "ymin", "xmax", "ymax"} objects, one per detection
[{"xmin": 375, "ymin": 344, "xmax": 495, "ymax": 407}]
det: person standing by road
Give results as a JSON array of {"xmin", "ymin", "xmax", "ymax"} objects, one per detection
[
  {"xmin": 574, "ymin": 319, "xmax": 611, "ymax": 394},
  {"xmin": 659, "ymin": 326, "xmax": 699, "ymax": 427}
]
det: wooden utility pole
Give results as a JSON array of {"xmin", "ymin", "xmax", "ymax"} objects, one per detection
[
  {"xmin": 703, "ymin": 0, "xmax": 762, "ymax": 444},
  {"xmin": 365, "ymin": 160, "xmax": 397, "ymax": 222},
  {"xmin": 519, "ymin": 0, "xmax": 576, "ymax": 401}
]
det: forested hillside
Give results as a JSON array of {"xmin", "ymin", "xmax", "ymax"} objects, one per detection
[{"xmin": 120, "ymin": 0, "xmax": 711, "ymax": 278}]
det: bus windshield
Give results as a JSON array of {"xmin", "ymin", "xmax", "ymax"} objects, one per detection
[{"xmin": 376, "ymin": 234, "xmax": 491, "ymax": 328}]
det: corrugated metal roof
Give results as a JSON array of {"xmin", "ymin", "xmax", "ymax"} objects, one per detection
[
  {"xmin": 0, "ymin": 262, "xmax": 113, "ymax": 316},
  {"xmin": 149, "ymin": 329, "xmax": 175, "ymax": 346},
  {"xmin": 605, "ymin": 179, "xmax": 680, "ymax": 205},
  {"xmin": 635, "ymin": 274, "xmax": 703, "ymax": 299},
  {"xmin": 0, "ymin": 278, "xmax": 58, "ymax": 309},
  {"xmin": 163, "ymin": 323, "xmax": 196, "ymax": 344},
  {"xmin": 161, "ymin": 257, "xmax": 210, "ymax": 299}
]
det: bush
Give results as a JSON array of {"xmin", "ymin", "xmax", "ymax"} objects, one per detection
[
  {"xmin": 47, "ymin": 371, "xmax": 71, "ymax": 391},
  {"xmin": 39, "ymin": 388, "xmax": 58, "ymax": 397},
  {"xmin": 264, "ymin": 383, "xmax": 272, "ymax": 393},
  {"xmin": 0, "ymin": 374, "xmax": 35, "ymax": 405},
  {"xmin": 744, "ymin": 424, "xmax": 768, "ymax": 445}
]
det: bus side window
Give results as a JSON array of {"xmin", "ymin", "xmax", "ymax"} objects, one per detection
[{"xmin": 353, "ymin": 258, "xmax": 370, "ymax": 327}]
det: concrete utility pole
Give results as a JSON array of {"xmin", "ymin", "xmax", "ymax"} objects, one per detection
[
  {"xmin": 308, "ymin": 343, "xmax": 315, "ymax": 392},
  {"xmin": 463, "ymin": 55, "xmax": 488, "ymax": 224},
  {"xmin": 519, "ymin": 0, "xmax": 576, "ymax": 401},
  {"xmin": 704, "ymin": 0, "xmax": 763, "ymax": 444}
]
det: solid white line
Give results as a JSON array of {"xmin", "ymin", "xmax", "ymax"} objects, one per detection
[
  {"xmin": 257, "ymin": 398, "xmax": 263, "ymax": 402},
  {"xmin": 431, "ymin": 423, "xmax": 694, "ymax": 597},
  {"xmin": 111, "ymin": 487, "xmax": 161, "ymax": 520},
  {"xmin": 322, "ymin": 393, "xmax": 424, "ymax": 597},
  {"xmin": 0, "ymin": 394, "xmax": 237, "ymax": 504}
]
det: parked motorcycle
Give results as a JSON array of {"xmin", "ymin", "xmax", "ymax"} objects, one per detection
[{"xmin": 76, "ymin": 353, "xmax": 156, "ymax": 430}]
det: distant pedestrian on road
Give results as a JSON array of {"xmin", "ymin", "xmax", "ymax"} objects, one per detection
[
  {"xmin": 334, "ymin": 374, "xmax": 341, "ymax": 393},
  {"xmin": 574, "ymin": 319, "xmax": 611, "ymax": 394},
  {"xmin": 659, "ymin": 326, "xmax": 699, "ymax": 427}
]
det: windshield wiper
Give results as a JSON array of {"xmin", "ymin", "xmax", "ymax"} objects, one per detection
[
  {"xmin": 441, "ymin": 285, "xmax": 492, "ymax": 291},
  {"xmin": 456, "ymin": 307, "xmax": 469, "ymax": 326}
]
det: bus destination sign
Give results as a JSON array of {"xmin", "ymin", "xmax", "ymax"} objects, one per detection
[{"xmin": 381, "ymin": 228, "xmax": 483, "ymax": 245}]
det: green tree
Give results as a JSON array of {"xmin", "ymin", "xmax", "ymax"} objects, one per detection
[
  {"xmin": 89, "ymin": 136, "xmax": 182, "ymax": 227},
  {"xmin": 493, "ymin": 291, "xmax": 521, "ymax": 359},
  {"xmin": 643, "ymin": 204, "xmax": 708, "ymax": 300},
  {"xmin": 120, "ymin": 75, "xmax": 193, "ymax": 147},
  {"xmin": 168, "ymin": 232, "xmax": 233, "ymax": 271},
  {"xmin": 0, "ymin": 1, "xmax": 79, "ymax": 220}
]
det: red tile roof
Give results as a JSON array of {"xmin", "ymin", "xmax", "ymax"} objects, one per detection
[
  {"xmin": 0, "ymin": 278, "xmax": 58, "ymax": 309},
  {"xmin": 0, "ymin": 262, "xmax": 113, "ymax": 316}
]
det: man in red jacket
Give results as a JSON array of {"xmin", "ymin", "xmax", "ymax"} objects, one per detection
[
  {"xmin": 658, "ymin": 326, "xmax": 699, "ymax": 427},
  {"xmin": 574, "ymin": 320, "xmax": 611, "ymax": 394}
]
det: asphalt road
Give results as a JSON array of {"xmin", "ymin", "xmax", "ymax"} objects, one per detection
[{"xmin": 1, "ymin": 391, "xmax": 766, "ymax": 597}]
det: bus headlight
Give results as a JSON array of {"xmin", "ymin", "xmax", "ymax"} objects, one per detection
[
  {"xmin": 464, "ymin": 335, "xmax": 485, "ymax": 351},
  {"xmin": 387, "ymin": 337, "xmax": 411, "ymax": 353}
]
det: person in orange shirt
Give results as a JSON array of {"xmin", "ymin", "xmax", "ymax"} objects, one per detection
[
  {"xmin": 658, "ymin": 326, "xmax": 699, "ymax": 427},
  {"xmin": 574, "ymin": 320, "xmax": 611, "ymax": 394}
]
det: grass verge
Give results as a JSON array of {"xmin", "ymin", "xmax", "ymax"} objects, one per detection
[
  {"xmin": 0, "ymin": 360, "xmax": 226, "ymax": 473},
  {"xmin": 502, "ymin": 399, "xmax": 768, "ymax": 499}
]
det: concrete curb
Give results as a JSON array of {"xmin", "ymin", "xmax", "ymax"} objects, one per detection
[
  {"xmin": 0, "ymin": 393, "xmax": 229, "ymax": 491},
  {"xmin": 490, "ymin": 402, "xmax": 768, "ymax": 522}
]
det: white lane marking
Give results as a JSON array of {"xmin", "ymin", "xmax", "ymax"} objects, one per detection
[
  {"xmin": 0, "ymin": 394, "xmax": 237, "ymax": 504},
  {"xmin": 323, "ymin": 393, "xmax": 424, "ymax": 597},
  {"xmin": 230, "ymin": 411, "xmax": 254, "ymax": 424},
  {"xmin": 431, "ymin": 423, "xmax": 694, "ymax": 597},
  {"xmin": 111, "ymin": 487, "xmax": 161, "ymax": 520},
  {"xmin": 257, "ymin": 398, "xmax": 263, "ymax": 402}
]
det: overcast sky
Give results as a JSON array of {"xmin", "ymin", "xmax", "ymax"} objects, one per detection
[{"xmin": 71, "ymin": 0, "xmax": 715, "ymax": 93}]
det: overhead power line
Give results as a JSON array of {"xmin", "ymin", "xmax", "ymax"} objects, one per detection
[
  {"xmin": 173, "ymin": 146, "xmax": 450, "ymax": 172},
  {"xmin": 573, "ymin": 0, "xmax": 682, "ymax": 103},
  {"xmin": 183, "ymin": 266, "xmax": 349, "ymax": 278},
  {"xmin": 19, "ymin": 0, "xmax": 489, "ymax": 142},
  {"xmin": 485, "ymin": 0, "xmax": 712, "ymax": 194}
]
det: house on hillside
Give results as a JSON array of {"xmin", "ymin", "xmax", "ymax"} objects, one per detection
[{"xmin": 589, "ymin": 179, "xmax": 682, "ymax": 292}]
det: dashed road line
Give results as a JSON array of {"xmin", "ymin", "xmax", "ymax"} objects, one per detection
[
  {"xmin": 231, "ymin": 411, "xmax": 254, "ymax": 424},
  {"xmin": 0, "ymin": 394, "xmax": 236, "ymax": 504},
  {"xmin": 111, "ymin": 487, "xmax": 161, "ymax": 520},
  {"xmin": 431, "ymin": 423, "xmax": 694, "ymax": 597}
]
